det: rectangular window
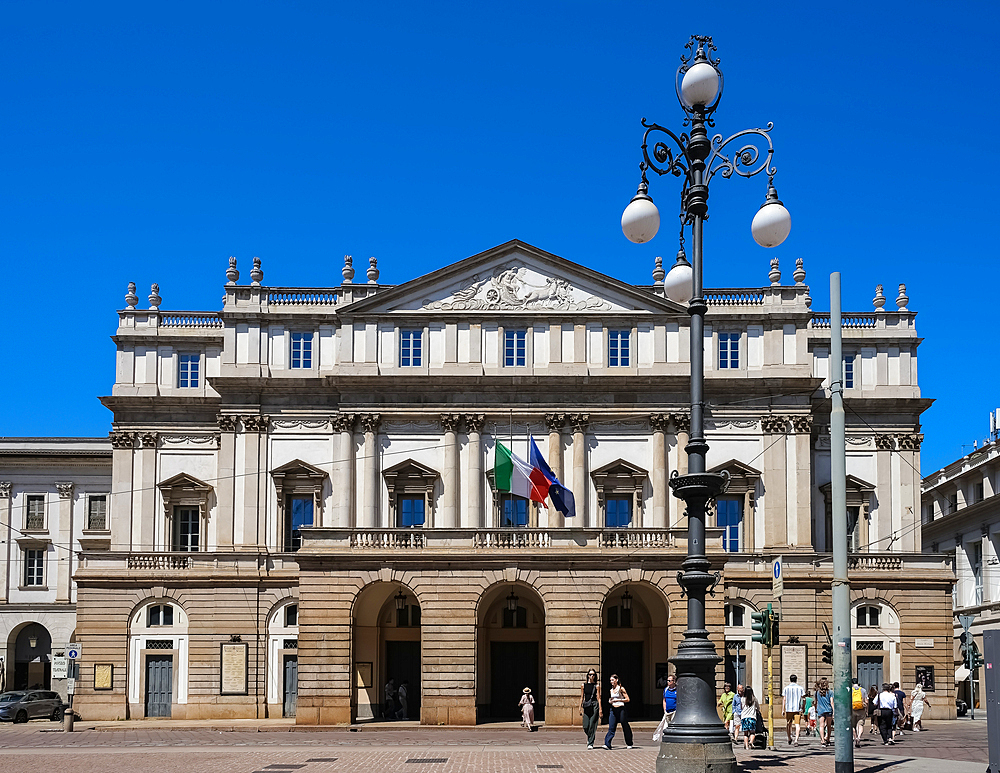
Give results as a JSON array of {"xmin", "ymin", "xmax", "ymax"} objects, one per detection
[
  {"xmin": 605, "ymin": 496, "xmax": 632, "ymax": 528},
  {"xmin": 504, "ymin": 329, "xmax": 526, "ymax": 367},
  {"xmin": 844, "ymin": 355, "xmax": 855, "ymax": 388},
  {"xmin": 25, "ymin": 495, "xmax": 45, "ymax": 530},
  {"xmin": 607, "ymin": 605, "xmax": 632, "ymax": 628},
  {"xmin": 400, "ymin": 330, "xmax": 422, "ymax": 367},
  {"xmin": 173, "ymin": 507, "xmax": 200, "ymax": 552},
  {"xmin": 399, "ymin": 495, "xmax": 425, "ymax": 527},
  {"xmin": 290, "ymin": 332, "xmax": 313, "ymax": 369},
  {"xmin": 178, "ymin": 353, "xmax": 200, "ymax": 388},
  {"xmin": 87, "ymin": 496, "xmax": 108, "ymax": 530},
  {"xmin": 972, "ymin": 542, "xmax": 984, "ymax": 605},
  {"xmin": 608, "ymin": 330, "xmax": 631, "ymax": 367},
  {"xmin": 23, "ymin": 549, "xmax": 44, "ymax": 586},
  {"xmin": 285, "ymin": 496, "xmax": 314, "ymax": 550},
  {"xmin": 503, "ymin": 606, "xmax": 527, "ymax": 628},
  {"xmin": 500, "ymin": 495, "xmax": 528, "ymax": 527},
  {"xmin": 974, "ymin": 482, "xmax": 985, "ymax": 504},
  {"xmin": 719, "ymin": 333, "xmax": 739, "ymax": 369},
  {"xmin": 717, "ymin": 497, "xmax": 742, "ymax": 552},
  {"xmin": 397, "ymin": 604, "xmax": 421, "ymax": 627},
  {"xmin": 949, "ymin": 493, "xmax": 959, "ymax": 513}
]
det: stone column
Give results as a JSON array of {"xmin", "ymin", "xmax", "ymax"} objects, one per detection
[
  {"xmin": 332, "ymin": 414, "xmax": 356, "ymax": 527},
  {"xmin": 570, "ymin": 414, "xmax": 589, "ymax": 526},
  {"xmin": 761, "ymin": 415, "xmax": 789, "ymax": 548},
  {"xmin": 545, "ymin": 414, "xmax": 565, "ymax": 527},
  {"xmin": 109, "ymin": 431, "xmax": 137, "ymax": 550},
  {"xmin": 464, "ymin": 414, "xmax": 485, "ymax": 528},
  {"xmin": 137, "ymin": 432, "xmax": 158, "ymax": 550},
  {"xmin": 874, "ymin": 433, "xmax": 895, "ymax": 551},
  {"xmin": 669, "ymin": 414, "xmax": 690, "ymax": 528},
  {"xmin": 360, "ymin": 414, "xmax": 381, "ymax": 528},
  {"xmin": 55, "ymin": 482, "xmax": 74, "ymax": 602},
  {"xmin": 649, "ymin": 414, "xmax": 669, "ymax": 529},
  {"xmin": 216, "ymin": 415, "xmax": 238, "ymax": 546},
  {"xmin": 791, "ymin": 415, "xmax": 813, "ymax": 550},
  {"xmin": 0, "ymin": 482, "xmax": 11, "ymax": 603},
  {"xmin": 441, "ymin": 414, "xmax": 461, "ymax": 528},
  {"xmin": 241, "ymin": 416, "xmax": 270, "ymax": 547},
  {"xmin": 897, "ymin": 432, "xmax": 923, "ymax": 552}
]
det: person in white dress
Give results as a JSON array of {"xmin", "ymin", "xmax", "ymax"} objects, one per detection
[
  {"xmin": 519, "ymin": 687, "xmax": 535, "ymax": 731},
  {"xmin": 909, "ymin": 683, "xmax": 930, "ymax": 731}
]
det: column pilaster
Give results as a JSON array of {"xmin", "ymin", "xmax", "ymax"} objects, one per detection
[
  {"xmin": 464, "ymin": 414, "xmax": 485, "ymax": 528},
  {"xmin": 650, "ymin": 414, "xmax": 669, "ymax": 528},
  {"xmin": 669, "ymin": 413, "xmax": 690, "ymax": 527},
  {"xmin": 360, "ymin": 414, "xmax": 381, "ymax": 528},
  {"xmin": 570, "ymin": 414, "xmax": 589, "ymax": 526},
  {"xmin": 216, "ymin": 414, "xmax": 238, "ymax": 546},
  {"xmin": 441, "ymin": 414, "xmax": 461, "ymax": 528},
  {"xmin": 545, "ymin": 413, "xmax": 566, "ymax": 527},
  {"xmin": 0, "ymin": 482, "xmax": 11, "ymax": 603},
  {"xmin": 333, "ymin": 414, "xmax": 357, "ymax": 528},
  {"xmin": 55, "ymin": 482, "xmax": 74, "ymax": 602},
  {"xmin": 761, "ymin": 415, "xmax": 789, "ymax": 548}
]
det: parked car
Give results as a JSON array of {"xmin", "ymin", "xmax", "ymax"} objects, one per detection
[
  {"xmin": 0, "ymin": 690, "xmax": 67, "ymax": 723},
  {"xmin": 956, "ymin": 698, "xmax": 969, "ymax": 717}
]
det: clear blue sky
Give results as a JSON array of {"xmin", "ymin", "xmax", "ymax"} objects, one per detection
[{"xmin": 1, "ymin": 1, "xmax": 996, "ymax": 475}]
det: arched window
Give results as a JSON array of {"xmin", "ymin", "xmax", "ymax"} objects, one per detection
[
  {"xmin": 856, "ymin": 605, "xmax": 881, "ymax": 627},
  {"xmin": 725, "ymin": 604, "xmax": 745, "ymax": 628},
  {"xmin": 147, "ymin": 603, "xmax": 174, "ymax": 627}
]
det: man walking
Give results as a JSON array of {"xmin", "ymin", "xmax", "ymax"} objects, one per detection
[
  {"xmin": 718, "ymin": 682, "xmax": 736, "ymax": 741},
  {"xmin": 892, "ymin": 682, "xmax": 907, "ymax": 738},
  {"xmin": 850, "ymin": 677, "xmax": 868, "ymax": 747},
  {"xmin": 662, "ymin": 673, "xmax": 678, "ymax": 724},
  {"xmin": 782, "ymin": 674, "xmax": 805, "ymax": 746}
]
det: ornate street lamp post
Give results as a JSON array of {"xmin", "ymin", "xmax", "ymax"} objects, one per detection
[{"xmin": 622, "ymin": 36, "xmax": 791, "ymax": 773}]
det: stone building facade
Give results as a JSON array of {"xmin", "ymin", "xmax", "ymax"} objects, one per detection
[
  {"xmin": 2, "ymin": 240, "xmax": 954, "ymax": 722},
  {"xmin": 921, "ymin": 431, "xmax": 1000, "ymax": 710}
]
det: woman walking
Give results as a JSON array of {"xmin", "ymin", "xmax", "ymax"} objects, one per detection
[
  {"xmin": 866, "ymin": 685, "xmax": 879, "ymax": 735},
  {"xmin": 815, "ymin": 679, "xmax": 833, "ymax": 747},
  {"xmin": 602, "ymin": 674, "xmax": 633, "ymax": 750},
  {"xmin": 910, "ymin": 682, "xmax": 930, "ymax": 731},
  {"xmin": 875, "ymin": 683, "xmax": 897, "ymax": 745},
  {"xmin": 740, "ymin": 687, "xmax": 759, "ymax": 750},
  {"xmin": 579, "ymin": 669, "xmax": 602, "ymax": 749},
  {"xmin": 519, "ymin": 687, "xmax": 535, "ymax": 731}
]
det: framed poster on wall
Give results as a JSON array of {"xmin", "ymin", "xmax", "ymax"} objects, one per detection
[
  {"xmin": 780, "ymin": 644, "xmax": 807, "ymax": 691},
  {"xmin": 94, "ymin": 664, "xmax": 113, "ymax": 690},
  {"xmin": 220, "ymin": 642, "xmax": 248, "ymax": 695},
  {"xmin": 915, "ymin": 665, "xmax": 935, "ymax": 692}
]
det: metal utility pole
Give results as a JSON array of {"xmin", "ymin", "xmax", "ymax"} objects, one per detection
[
  {"xmin": 985, "ymin": 630, "xmax": 998, "ymax": 773},
  {"xmin": 830, "ymin": 273, "xmax": 853, "ymax": 772}
]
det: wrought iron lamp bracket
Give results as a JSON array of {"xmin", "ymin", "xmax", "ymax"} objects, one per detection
[{"xmin": 705, "ymin": 125, "xmax": 777, "ymax": 185}]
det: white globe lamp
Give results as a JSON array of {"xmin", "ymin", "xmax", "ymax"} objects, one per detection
[
  {"xmin": 663, "ymin": 249, "xmax": 694, "ymax": 304},
  {"xmin": 681, "ymin": 61, "xmax": 720, "ymax": 108},
  {"xmin": 751, "ymin": 185, "xmax": 792, "ymax": 248},
  {"xmin": 621, "ymin": 183, "xmax": 660, "ymax": 244}
]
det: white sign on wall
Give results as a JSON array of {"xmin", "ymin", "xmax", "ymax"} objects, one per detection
[
  {"xmin": 52, "ymin": 657, "xmax": 68, "ymax": 679},
  {"xmin": 772, "ymin": 555, "xmax": 784, "ymax": 599}
]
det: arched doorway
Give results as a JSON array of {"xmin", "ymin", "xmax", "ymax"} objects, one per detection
[
  {"xmin": 724, "ymin": 601, "xmax": 764, "ymax": 696},
  {"xmin": 267, "ymin": 600, "xmax": 299, "ymax": 718},
  {"xmin": 11, "ymin": 623, "xmax": 52, "ymax": 690},
  {"xmin": 601, "ymin": 583, "xmax": 669, "ymax": 719},
  {"xmin": 477, "ymin": 583, "xmax": 545, "ymax": 722},
  {"xmin": 128, "ymin": 599, "xmax": 189, "ymax": 718},
  {"xmin": 352, "ymin": 582, "xmax": 421, "ymax": 722},
  {"xmin": 851, "ymin": 600, "xmax": 901, "ymax": 693}
]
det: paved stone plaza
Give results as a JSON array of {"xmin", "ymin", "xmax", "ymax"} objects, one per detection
[{"xmin": 0, "ymin": 720, "xmax": 988, "ymax": 773}]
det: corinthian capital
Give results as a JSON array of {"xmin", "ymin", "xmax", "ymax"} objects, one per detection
[
  {"xmin": 649, "ymin": 414, "xmax": 670, "ymax": 433},
  {"xmin": 140, "ymin": 432, "xmax": 159, "ymax": 448},
  {"xmin": 669, "ymin": 413, "xmax": 691, "ymax": 434},
  {"xmin": 217, "ymin": 414, "xmax": 239, "ymax": 432},
  {"xmin": 791, "ymin": 415, "xmax": 814, "ymax": 434},
  {"xmin": 242, "ymin": 415, "xmax": 270, "ymax": 433},
  {"xmin": 360, "ymin": 413, "xmax": 382, "ymax": 433},
  {"xmin": 760, "ymin": 415, "xmax": 788, "ymax": 434},
  {"xmin": 55, "ymin": 482, "xmax": 74, "ymax": 499},
  {"xmin": 109, "ymin": 430, "xmax": 137, "ymax": 449},
  {"xmin": 0, "ymin": 482, "xmax": 12, "ymax": 499},
  {"xmin": 544, "ymin": 413, "xmax": 566, "ymax": 433},
  {"xmin": 464, "ymin": 414, "xmax": 486, "ymax": 434},
  {"xmin": 569, "ymin": 413, "xmax": 590, "ymax": 433},
  {"xmin": 896, "ymin": 433, "xmax": 923, "ymax": 451},
  {"xmin": 441, "ymin": 414, "xmax": 462, "ymax": 433},
  {"xmin": 332, "ymin": 413, "xmax": 357, "ymax": 433}
]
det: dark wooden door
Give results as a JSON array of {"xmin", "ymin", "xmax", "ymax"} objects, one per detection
[
  {"xmin": 490, "ymin": 641, "xmax": 539, "ymax": 719},
  {"xmin": 144, "ymin": 655, "xmax": 173, "ymax": 717},
  {"xmin": 386, "ymin": 640, "xmax": 421, "ymax": 719},
  {"xmin": 602, "ymin": 641, "xmax": 645, "ymax": 719},
  {"xmin": 857, "ymin": 656, "xmax": 883, "ymax": 692}
]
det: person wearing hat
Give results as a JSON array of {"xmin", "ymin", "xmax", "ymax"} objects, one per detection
[{"xmin": 519, "ymin": 686, "xmax": 536, "ymax": 730}]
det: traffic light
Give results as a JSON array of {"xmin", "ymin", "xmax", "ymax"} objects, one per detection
[
  {"xmin": 770, "ymin": 610, "xmax": 780, "ymax": 645},
  {"xmin": 751, "ymin": 605, "xmax": 771, "ymax": 647},
  {"xmin": 970, "ymin": 644, "xmax": 985, "ymax": 670},
  {"xmin": 822, "ymin": 640, "xmax": 833, "ymax": 665},
  {"xmin": 960, "ymin": 631, "xmax": 969, "ymax": 657}
]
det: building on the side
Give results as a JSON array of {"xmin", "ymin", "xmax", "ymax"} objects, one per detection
[
  {"xmin": 921, "ymin": 418, "xmax": 1000, "ymax": 711},
  {"xmin": 1, "ymin": 240, "xmax": 954, "ymax": 723},
  {"xmin": 0, "ymin": 438, "xmax": 112, "ymax": 698}
]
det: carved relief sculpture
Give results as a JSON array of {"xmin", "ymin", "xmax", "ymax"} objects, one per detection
[{"xmin": 424, "ymin": 263, "xmax": 611, "ymax": 311}]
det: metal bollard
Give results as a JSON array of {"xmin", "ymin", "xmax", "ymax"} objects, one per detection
[{"xmin": 63, "ymin": 707, "xmax": 74, "ymax": 732}]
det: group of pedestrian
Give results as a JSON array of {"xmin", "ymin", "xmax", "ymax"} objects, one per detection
[
  {"xmin": 382, "ymin": 678, "xmax": 411, "ymax": 720},
  {"xmin": 575, "ymin": 669, "xmax": 635, "ymax": 749}
]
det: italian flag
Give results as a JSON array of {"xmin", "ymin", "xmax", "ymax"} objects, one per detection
[{"xmin": 494, "ymin": 441, "xmax": 550, "ymax": 504}]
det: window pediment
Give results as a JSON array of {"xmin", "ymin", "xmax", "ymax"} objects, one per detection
[
  {"xmin": 383, "ymin": 459, "xmax": 439, "ymax": 527},
  {"xmin": 158, "ymin": 473, "xmax": 212, "ymax": 512},
  {"xmin": 709, "ymin": 459, "xmax": 761, "ymax": 495},
  {"xmin": 819, "ymin": 475, "xmax": 875, "ymax": 509}
]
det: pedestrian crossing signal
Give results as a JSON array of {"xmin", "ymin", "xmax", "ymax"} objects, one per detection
[{"xmin": 751, "ymin": 603, "xmax": 772, "ymax": 647}]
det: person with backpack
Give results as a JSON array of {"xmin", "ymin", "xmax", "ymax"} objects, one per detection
[{"xmin": 850, "ymin": 678, "xmax": 868, "ymax": 747}]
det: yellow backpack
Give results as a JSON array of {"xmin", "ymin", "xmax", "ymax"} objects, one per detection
[{"xmin": 852, "ymin": 686, "xmax": 864, "ymax": 710}]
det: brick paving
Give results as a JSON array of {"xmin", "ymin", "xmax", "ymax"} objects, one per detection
[{"xmin": 0, "ymin": 719, "xmax": 989, "ymax": 773}]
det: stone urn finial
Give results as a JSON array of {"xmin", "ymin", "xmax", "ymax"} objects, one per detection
[
  {"xmin": 873, "ymin": 284, "xmax": 885, "ymax": 310},
  {"xmin": 768, "ymin": 257, "xmax": 781, "ymax": 285},
  {"xmin": 895, "ymin": 283, "xmax": 909, "ymax": 311},
  {"xmin": 250, "ymin": 257, "xmax": 263, "ymax": 285},
  {"xmin": 367, "ymin": 256, "xmax": 380, "ymax": 284},
  {"xmin": 793, "ymin": 257, "xmax": 806, "ymax": 285},
  {"xmin": 125, "ymin": 282, "xmax": 138, "ymax": 309},
  {"xmin": 342, "ymin": 255, "xmax": 354, "ymax": 283},
  {"xmin": 148, "ymin": 283, "xmax": 161, "ymax": 310},
  {"xmin": 226, "ymin": 256, "xmax": 239, "ymax": 285},
  {"xmin": 652, "ymin": 255, "xmax": 665, "ymax": 285}
]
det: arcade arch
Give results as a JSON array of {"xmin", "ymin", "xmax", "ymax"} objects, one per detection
[
  {"xmin": 352, "ymin": 582, "xmax": 421, "ymax": 721},
  {"xmin": 267, "ymin": 599, "xmax": 299, "ymax": 717},
  {"xmin": 128, "ymin": 599, "xmax": 189, "ymax": 718},
  {"xmin": 476, "ymin": 582, "xmax": 545, "ymax": 722}
]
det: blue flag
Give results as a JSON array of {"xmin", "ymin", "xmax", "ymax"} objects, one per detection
[{"xmin": 529, "ymin": 436, "xmax": 576, "ymax": 518}]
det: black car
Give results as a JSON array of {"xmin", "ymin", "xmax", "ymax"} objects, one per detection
[{"xmin": 0, "ymin": 690, "xmax": 67, "ymax": 723}]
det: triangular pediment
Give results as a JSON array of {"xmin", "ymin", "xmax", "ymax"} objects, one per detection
[
  {"xmin": 271, "ymin": 459, "xmax": 328, "ymax": 481},
  {"xmin": 383, "ymin": 458, "xmax": 440, "ymax": 480},
  {"xmin": 158, "ymin": 472, "xmax": 212, "ymax": 492},
  {"xmin": 819, "ymin": 474, "xmax": 875, "ymax": 495},
  {"xmin": 709, "ymin": 459, "xmax": 762, "ymax": 479},
  {"xmin": 338, "ymin": 240, "xmax": 686, "ymax": 316},
  {"xmin": 592, "ymin": 458, "xmax": 649, "ymax": 478}
]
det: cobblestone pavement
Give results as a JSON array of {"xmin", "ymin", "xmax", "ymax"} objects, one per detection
[{"xmin": 0, "ymin": 719, "xmax": 988, "ymax": 773}]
